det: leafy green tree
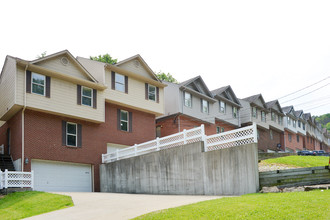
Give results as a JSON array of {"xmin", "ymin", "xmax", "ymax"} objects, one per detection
[
  {"xmin": 36, "ymin": 51, "xmax": 47, "ymax": 59},
  {"xmin": 156, "ymin": 72, "xmax": 178, "ymax": 83},
  {"xmin": 326, "ymin": 122, "xmax": 330, "ymax": 132},
  {"xmin": 90, "ymin": 54, "xmax": 117, "ymax": 65}
]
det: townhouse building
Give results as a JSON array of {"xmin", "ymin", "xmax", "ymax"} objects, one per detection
[
  {"xmin": 156, "ymin": 76, "xmax": 241, "ymax": 137},
  {"xmin": 239, "ymin": 94, "xmax": 284, "ymax": 152},
  {"xmin": 0, "ymin": 50, "xmax": 166, "ymax": 192}
]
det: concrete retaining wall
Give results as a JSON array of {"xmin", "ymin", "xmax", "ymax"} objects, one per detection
[{"xmin": 100, "ymin": 142, "xmax": 259, "ymax": 195}]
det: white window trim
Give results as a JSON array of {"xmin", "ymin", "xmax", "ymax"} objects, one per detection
[
  {"xmin": 202, "ymin": 99, "xmax": 208, "ymax": 113},
  {"xmin": 219, "ymin": 101, "xmax": 226, "ymax": 113},
  {"xmin": 261, "ymin": 111, "xmax": 266, "ymax": 122},
  {"xmin": 31, "ymin": 72, "xmax": 46, "ymax": 96},
  {"xmin": 252, "ymin": 107, "xmax": 257, "ymax": 118},
  {"xmin": 66, "ymin": 122, "xmax": 77, "ymax": 147},
  {"xmin": 115, "ymin": 73, "xmax": 125, "ymax": 92},
  {"xmin": 148, "ymin": 84, "xmax": 156, "ymax": 102},
  {"xmin": 120, "ymin": 110, "xmax": 129, "ymax": 132},
  {"xmin": 184, "ymin": 92, "xmax": 192, "ymax": 108},
  {"xmin": 81, "ymin": 86, "xmax": 93, "ymax": 107},
  {"xmin": 233, "ymin": 107, "xmax": 238, "ymax": 118}
]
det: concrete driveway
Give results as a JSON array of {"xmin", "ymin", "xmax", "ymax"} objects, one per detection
[{"xmin": 26, "ymin": 192, "xmax": 223, "ymax": 220}]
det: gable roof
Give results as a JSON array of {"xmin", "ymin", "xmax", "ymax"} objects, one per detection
[
  {"xmin": 242, "ymin": 94, "xmax": 267, "ymax": 110},
  {"xmin": 31, "ymin": 50, "xmax": 98, "ymax": 83},
  {"xmin": 294, "ymin": 110, "xmax": 304, "ymax": 118},
  {"xmin": 282, "ymin": 105, "xmax": 294, "ymax": 114},
  {"xmin": 211, "ymin": 85, "xmax": 242, "ymax": 108},
  {"xmin": 180, "ymin": 75, "xmax": 214, "ymax": 98},
  {"xmin": 265, "ymin": 100, "xmax": 284, "ymax": 115},
  {"xmin": 115, "ymin": 54, "xmax": 160, "ymax": 82}
]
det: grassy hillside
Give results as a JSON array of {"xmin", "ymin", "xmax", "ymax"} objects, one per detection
[{"xmin": 262, "ymin": 155, "xmax": 329, "ymax": 167}]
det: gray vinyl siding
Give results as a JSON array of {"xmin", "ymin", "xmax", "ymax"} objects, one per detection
[
  {"xmin": 163, "ymin": 82, "xmax": 180, "ymax": 115},
  {"xmin": 214, "ymin": 100, "xmax": 240, "ymax": 127}
]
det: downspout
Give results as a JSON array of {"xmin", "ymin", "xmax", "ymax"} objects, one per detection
[{"xmin": 22, "ymin": 64, "xmax": 28, "ymax": 171}]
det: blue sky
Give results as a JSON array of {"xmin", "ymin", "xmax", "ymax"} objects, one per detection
[{"xmin": 1, "ymin": 0, "xmax": 329, "ymax": 115}]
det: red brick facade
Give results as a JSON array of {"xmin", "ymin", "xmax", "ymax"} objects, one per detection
[
  {"xmin": 156, "ymin": 114, "xmax": 236, "ymax": 137},
  {"xmin": 1, "ymin": 102, "xmax": 156, "ymax": 192},
  {"xmin": 283, "ymin": 130, "xmax": 304, "ymax": 152},
  {"xmin": 257, "ymin": 127, "xmax": 284, "ymax": 152}
]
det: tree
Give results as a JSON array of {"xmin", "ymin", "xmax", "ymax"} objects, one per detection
[
  {"xmin": 155, "ymin": 72, "xmax": 178, "ymax": 83},
  {"xmin": 90, "ymin": 54, "xmax": 117, "ymax": 65},
  {"xmin": 36, "ymin": 51, "xmax": 47, "ymax": 59},
  {"xmin": 326, "ymin": 122, "xmax": 330, "ymax": 132}
]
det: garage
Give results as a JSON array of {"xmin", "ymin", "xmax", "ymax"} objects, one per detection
[{"xmin": 31, "ymin": 160, "xmax": 93, "ymax": 192}]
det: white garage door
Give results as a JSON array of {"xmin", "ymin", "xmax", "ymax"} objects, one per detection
[{"xmin": 32, "ymin": 160, "xmax": 92, "ymax": 192}]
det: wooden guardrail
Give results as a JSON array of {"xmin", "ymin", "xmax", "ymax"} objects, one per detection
[{"xmin": 259, "ymin": 166, "xmax": 330, "ymax": 189}]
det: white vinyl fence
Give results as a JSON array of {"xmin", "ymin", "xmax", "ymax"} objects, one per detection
[
  {"xmin": 0, "ymin": 144, "xmax": 4, "ymax": 155},
  {"xmin": 0, "ymin": 169, "xmax": 34, "ymax": 189},
  {"xmin": 102, "ymin": 123, "xmax": 258, "ymax": 163}
]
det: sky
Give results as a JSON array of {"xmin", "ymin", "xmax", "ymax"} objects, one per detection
[{"xmin": 1, "ymin": 0, "xmax": 330, "ymax": 116}]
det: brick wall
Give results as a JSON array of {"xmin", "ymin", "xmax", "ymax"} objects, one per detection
[
  {"xmin": 156, "ymin": 115, "xmax": 236, "ymax": 137},
  {"xmin": 257, "ymin": 128, "xmax": 284, "ymax": 152},
  {"xmin": 284, "ymin": 130, "xmax": 304, "ymax": 152},
  {"xmin": 0, "ymin": 122, "xmax": 8, "ymax": 154},
  {"xmin": 305, "ymin": 134, "xmax": 315, "ymax": 150},
  {"xmin": 7, "ymin": 102, "xmax": 156, "ymax": 192}
]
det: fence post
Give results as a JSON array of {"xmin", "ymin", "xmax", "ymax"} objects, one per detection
[
  {"xmin": 116, "ymin": 149, "xmax": 119, "ymax": 161},
  {"xmin": 4, "ymin": 169, "xmax": 8, "ymax": 189},
  {"xmin": 156, "ymin": 137, "xmax": 160, "ymax": 151},
  {"xmin": 253, "ymin": 123, "xmax": 258, "ymax": 143},
  {"xmin": 0, "ymin": 170, "xmax": 2, "ymax": 189},
  {"xmin": 134, "ymin": 144, "xmax": 138, "ymax": 156},
  {"xmin": 31, "ymin": 170, "xmax": 34, "ymax": 190},
  {"xmin": 183, "ymin": 129, "xmax": 187, "ymax": 144},
  {"xmin": 201, "ymin": 124, "xmax": 207, "ymax": 152},
  {"xmin": 102, "ymin": 154, "xmax": 105, "ymax": 164}
]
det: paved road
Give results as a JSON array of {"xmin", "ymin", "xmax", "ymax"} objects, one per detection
[{"xmin": 26, "ymin": 192, "xmax": 223, "ymax": 220}]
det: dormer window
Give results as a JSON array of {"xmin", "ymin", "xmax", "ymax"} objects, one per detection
[
  {"xmin": 32, "ymin": 73, "xmax": 45, "ymax": 96},
  {"xmin": 201, "ymin": 99, "xmax": 209, "ymax": 113},
  {"xmin": 261, "ymin": 111, "xmax": 266, "ymax": 122},
  {"xmin": 293, "ymin": 120, "xmax": 296, "ymax": 128},
  {"xmin": 219, "ymin": 101, "xmax": 226, "ymax": 113},
  {"xmin": 184, "ymin": 92, "xmax": 192, "ymax": 107},
  {"xmin": 288, "ymin": 117, "xmax": 291, "ymax": 125},
  {"xmin": 271, "ymin": 112, "xmax": 276, "ymax": 122},
  {"xmin": 232, "ymin": 107, "xmax": 238, "ymax": 118}
]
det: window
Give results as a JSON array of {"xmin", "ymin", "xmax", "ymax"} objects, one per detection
[
  {"xmin": 120, "ymin": 110, "xmax": 129, "ymax": 131},
  {"xmin": 115, "ymin": 73, "xmax": 125, "ymax": 92},
  {"xmin": 288, "ymin": 134, "xmax": 292, "ymax": 142},
  {"xmin": 287, "ymin": 117, "xmax": 291, "ymax": 125},
  {"xmin": 293, "ymin": 120, "xmax": 296, "ymax": 128},
  {"xmin": 298, "ymin": 120, "xmax": 301, "ymax": 128},
  {"xmin": 148, "ymin": 85, "xmax": 156, "ymax": 101},
  {"xmin": 219, "ymin": 101, "xmax": 226, "ymax": 113},
  {"xmin": 201, "ymin": 99, "xmax": 209, "ymax": 113},
  {"xmin": 261, "ymin": 111, "xmax": 266, "ymax": 122},
  {"xmin": 252, "ymin": 107, "xmax": 257, "ymax": 118},
  {"xmin": 81, "ymin": 86, "xmax": 92, "ymax": 107},
  {"xmin": 216, "ymin": 126, "xmax": 220, "ymax": 134},
  {"xmin": 232, "ymin": 107, "xmax": 238, "ymax": 118},
  {"xmin": 270, "ymin": 130, "xmax": 273, "ymax": 140},
  {"xmin": 271, "ymin": 112, "xmax": 276, "ymax": 122},
  {"xmin": 184, "ymin": 92, "xmax": 192, "ymax": 107},
  {"xmin": 66, "ymin": 122, "xmax": 77, "ymax": 147},
  {"xmin": 296, "ymin": 135, "xmax": 300, "ymax": 143},
  {"xmin": 303, "ymin": 123, "xmax": 305, "ymax": 130},
  {"xmin": 32, "ymin": 73, "xmax": 45, "ymax": 95},
  {"xmin": 278, "ymin": 116, "xmax": 282, "ymax": 125},
  {"xmin": 221, "ymin": 127, "xmax": 225, "ymax": 133}
]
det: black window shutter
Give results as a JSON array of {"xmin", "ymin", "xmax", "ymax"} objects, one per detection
[
  {"xmin": 46, "ymin": 76, "xmax": 51, "ymax": 98},
  {"xmin": 62, "ymin": 121, "xmax": 67, "ymax": 146},
  {"xmin": 93, "ymin": 89, "xmax": 97, "ymax": 109},
  {"xmin": 77, "ymin": 85, "xmax": 81, "ymax": 105},
  {"xmin": 111, "ymin": 71, "xmax": 115, "ymax": 90},
  {"xmin": 125, "ymin": 76, "xmax": 128, "ymax": 94},
  {"xmin": 26, "ymin": 70, "xmax": 31, "ymax": 93},
  {"xmin": 117, "ymin": 109, "xmax": 121, "ymax": 130},
  {"xmin": 156, "ymin": 87, "xmax": 159, "ymax": 103},
  {"xmin": 129, "ymin": 112, "xmax": 133, "ymax": 132},
  {"xmin": 145, "ymin": 83, "xmax": 148, "ymax": 100},
  {"xmin": 77, "ymin": 124, "xmax": 82, "ymax": 147}
]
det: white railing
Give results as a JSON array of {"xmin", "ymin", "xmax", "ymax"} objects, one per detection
[
  {"xmin": 205, "ymin": 123, "xmax": 257, "ymax": 152},
  {"xmin": 102, "ymin": 123, "xmax": 258, "ymax": 163},
  {"xmin": 102, "ymin": 125, "xmax": 205, "ymax": 163},
  {"xmin": 0, "ymin": 144, "xmax": 4, "ymax": 155},
  {"xmin": 0, "ymin": 169, "xmax": 34, "ymax": 189}
]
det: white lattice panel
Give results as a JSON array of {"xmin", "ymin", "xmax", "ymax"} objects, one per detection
[{"xmin": 0, "ymin": 171, "xmax": 34, "ymax": 189}]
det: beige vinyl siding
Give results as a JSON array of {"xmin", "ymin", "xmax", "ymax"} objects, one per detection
[
  {"xmin": 104, "ymin": 70, "xmax": 164, "ymax": 116},
  {"xmin": 35, "ymin": 55, "xmax": 91, "ymax": 81},
  {"xmin": 0, "ymin": 57, "xmax": 16, "ymax": 119},
  {"xmin": 16, "ymin": 68, "xmax": 105, "ymax": 123},
  {"xmin": 117, "ymin": 59, "xmax": 153, "ymax": 79}
]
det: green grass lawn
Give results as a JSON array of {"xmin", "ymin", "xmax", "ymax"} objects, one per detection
[
  {"xmin": 262, "ymin": 155, "xmax": 329, "ymax": 168},
  {"xmin": 0, "ymin": 191, "xmax": 73, "ymax": 220},
  {"xmin": 135, "ymin": 190, "xmax": 330, "ymax": 220}
]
